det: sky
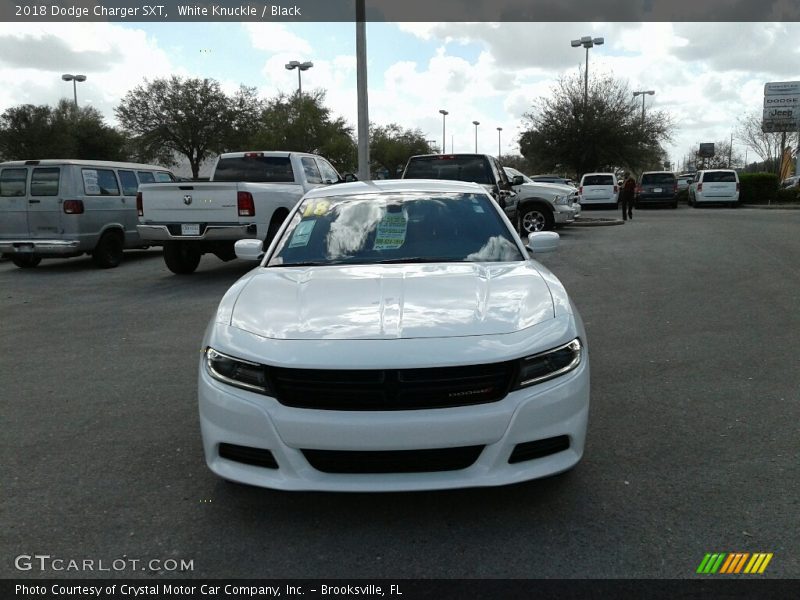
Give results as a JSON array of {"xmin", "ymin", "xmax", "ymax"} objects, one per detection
[{"xmin": 0, "ymin": 21, "xmax": 799, "ymax": 172}]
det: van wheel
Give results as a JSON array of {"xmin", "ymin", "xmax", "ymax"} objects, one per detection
[
  {"xmin": 163, "ymin": 242, "xmax": 201, "ymax": 275},
  {"xmin": 519, "ymin": 205, "xmax": 554, "ymax": 234},
  {"xmin": 92, "ymin": 231, "xmax": 124, "ymax": 268},
  {"xmin": 11, "ymin": 255, "xmax": 42, "ymax": 269}
]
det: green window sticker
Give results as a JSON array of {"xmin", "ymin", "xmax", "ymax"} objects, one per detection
[
  {"xmin": 373, "ymin": 213, "xmax": 408, "ymax": 250},
  {"xmin": 288, "ymin": 219, "xmax": 317, "ymax": 248}
]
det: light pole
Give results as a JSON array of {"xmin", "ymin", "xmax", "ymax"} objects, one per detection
[
  {"xmin": 633, "ymin": 90, "xmax": 655, "ymax": 127},
  {"xmin": 61, "ymin": 74, "xmax": 86, "ymax": 107},
  {"xmin": 439, "ymin": 109, "xmax": 448, "ymax": 155},
  {"xmin": 284, "ymin": 60, "xmax": 313, "ymax": 96},
  {"xmin": 472, "ymin": 121, "xmax": 480, "ymax": 153},
  {"xmin": 496, "ymin": 127, "xmax": 503, "ymax": 158},
  {"xmin": 570, "ymin": 36, "xmax": 604, "ymax": 110}
]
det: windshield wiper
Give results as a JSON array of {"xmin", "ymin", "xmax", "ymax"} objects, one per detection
[{"xmin": 374, "ymin": 257, "xmax": 463, "ymax": 264}]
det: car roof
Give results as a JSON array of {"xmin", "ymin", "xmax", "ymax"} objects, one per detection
[
  {"xmin": 303, "ymin": 179, "xmax": 488, "ymax": 199},
  {"xmin": 218, "ymin": 151, "xmax": 317, "ymax": 159},
  {"xmin": 0, "ymin": 159, "xmax": 171, "ymax": 170},
  {"xmin": 640, "ymin": 171, "xmax": 675, "ymax": 175}
]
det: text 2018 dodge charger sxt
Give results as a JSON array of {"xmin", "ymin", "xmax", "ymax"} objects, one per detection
[{"xmin": 198, "ymin": 179, "xmax": 590, "ymax": 491}]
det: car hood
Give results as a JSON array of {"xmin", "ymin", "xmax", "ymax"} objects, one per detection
[
  {"xmin": 229, "ymin": 262, "xmax": 555, "ymax": 340},
  {"xmin": 517, "ymin": 182, "xmax": 576, "ymax": 196}
]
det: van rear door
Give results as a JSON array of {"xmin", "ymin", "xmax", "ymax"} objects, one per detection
[
  {"xmin": 0, "ymin": 167, "xmax": 29, "ymax": 241},
  {"xmin": 26, "ymin": 167, "xmax": 62, "ymax": 239},
  {"xmin": 701, "ymin": 171, "xmax": 737, "ymax": 197}
]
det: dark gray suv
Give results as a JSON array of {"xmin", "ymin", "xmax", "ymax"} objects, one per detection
[{"xmin": 635, "ymin": 171, "xmax": 678, "ymax": 208}]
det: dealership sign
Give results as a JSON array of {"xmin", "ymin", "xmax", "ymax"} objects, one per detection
[{"xmin": 763, "ymin": 81, "xmax": 800, "ymax": 132}]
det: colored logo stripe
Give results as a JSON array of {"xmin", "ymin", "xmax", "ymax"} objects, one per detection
[{"xmin": 698, "ymin": 553, "xmax": 773, "ymax": 574}]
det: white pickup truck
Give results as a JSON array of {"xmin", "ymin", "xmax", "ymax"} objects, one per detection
[{"xmin": 136, "ymin": 151, "xmax": 351, "ymax": 274}]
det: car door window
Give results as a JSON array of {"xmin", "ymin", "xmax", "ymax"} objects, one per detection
[
  {"xmin": 118, "ymin": 170, "xmax": 139, "ymax": 196},
  {"xmin": 30, "ymin": 168, "xmax": 60, "ymax": 196},
  {"xmin": 301, "ymin": 157, "xmax": 323, "ymax": 184},
  {"xmin": 137, "ymin": 171, "xmax": 155, "ymax": 183},
  {"xmin": 316, "ymin": 158, "xmax": 340, "ymax": 183},
  {"xmin": 83, "ymin": 168, "xmax": 120, "ymax": 196},
  {"xmin": 0, "ymin": 168, "xmax": 28, "ymax": 196}
]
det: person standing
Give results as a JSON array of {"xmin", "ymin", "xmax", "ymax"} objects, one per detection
[{"xmin": 620, "ymin": 172, "xmax": 636, "ymax": 221}]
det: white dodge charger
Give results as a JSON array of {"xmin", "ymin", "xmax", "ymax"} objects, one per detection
[{"xmin": 198, "ymin": 179, "xmax": 590, "ymax": 491}]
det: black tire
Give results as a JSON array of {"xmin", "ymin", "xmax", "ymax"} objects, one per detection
[
  {"xmin": 11, "ymin": 255, "xmax": 41, "ymax": 269},
  {"xmin": 92, "ymin": 231, "xmax": 124, "ymax": 268},
  {"xmin": 263, "ymin": 210, "xmax": 289, "ymax": 251},
  {"xmin": 519, "ymin": 205, "xmax": 554, "ymax": 235},
  {"xmin": 163, "ymin": 242, "xmax": 201, "ymax": 275},
  {"xmin": 671, "ymin": 201, "xmax": 678, "ymax": 209}
]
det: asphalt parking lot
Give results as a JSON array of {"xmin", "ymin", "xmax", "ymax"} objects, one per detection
[{"xmin": 2, "ymin": 205, "xmax": 799, "ymax": 579}]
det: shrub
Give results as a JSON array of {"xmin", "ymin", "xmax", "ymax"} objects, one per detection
[
  {"xmin": 774, "ymin": 187, "xmax": 800, "ymax": 204},
  {"xmin": 739, "ymin": 172, "xmax": 778, "ymax": 204}
]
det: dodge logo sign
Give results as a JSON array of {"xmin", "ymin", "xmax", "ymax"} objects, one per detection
[{"xmin": 183, "ymin": 195, "xmax": 192, "ymax": 205}]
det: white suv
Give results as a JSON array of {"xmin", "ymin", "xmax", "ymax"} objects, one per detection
[
  {"xmin": 579, "ymin": 172, "xmax": 619, "ymax": 207},
  {"xmin": 689, "ymin": 169, "xmax": 740, "ymax": 207}
]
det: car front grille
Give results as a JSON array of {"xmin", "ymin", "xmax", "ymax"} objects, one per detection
[
  {"xmin": 301, "ymin": 446, "xmax": 485, "ymax": 474},
  {"xmin": 269, "ymin": 361, "xmax": 517, "ymax": 411}
]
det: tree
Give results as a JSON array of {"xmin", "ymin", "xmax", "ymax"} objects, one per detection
[
  {"xmin": 369, "ymin": 123, "xmax": 432, "ymax": 178},
  {"xmin": 250, "ymin": 90, "xmax": 357, "ymax": 173},
  {"xmin": 518, "ymin": 73, "xmax": 674, "ymax": 177},
  {"xmin": 0, "ymin": 99, "xmax": 126, "ymax": 161},
  {"xmin": 498, "ymin": 154, "xmax": 535, "ymax": 174},
  {"xmin": 735, "ymin": 111, "xmax": 797, "ymax": 174},
  {"xmin": 687, "ymin": 140, "xmax": 744, "ymax": 170},
  {"xmin": 115, "ymin": 76, "xmax": 260, "ymax": 179}
]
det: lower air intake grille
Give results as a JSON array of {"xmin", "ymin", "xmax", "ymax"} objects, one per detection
[
  {"xmin": 301, "ymin": 445, "xmax": 485, "ymax": 474},
  {"xmin": 219, "ymin": 443, "xmax": 278, "ymax": 469},
  {"xmin": 508, "ymin": 435, "xmax": 570, "ymax": 464}
]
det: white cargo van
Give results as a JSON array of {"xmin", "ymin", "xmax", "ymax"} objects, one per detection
[
  {"xmin": 0, "ymin": 159, "xmax": 174, "ymax": 268},
  {"xmin": 578, "ymin": 172, "xmax": 619, "ymax": 207}
]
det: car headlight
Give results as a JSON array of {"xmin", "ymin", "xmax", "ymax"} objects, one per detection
[
  {"xmin": 554, "ymin": 194, "xmax": 571, "ymax": 206},
  {"xmin": 513, "ymin": 338, "xmax": 582, "ymax": 389},
  {"xmin": 205, "ymin": 347, "xmax": 271, "ymax": 394}
]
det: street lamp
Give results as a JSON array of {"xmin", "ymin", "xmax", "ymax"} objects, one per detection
[
  {"xmin": 633, "ymin": 90, "xmax": 655, "ymax": 126},
  {"xmin": 61, "ymin": 74, "xmax": 86, "ymax": 107},
  {"xmin": 472, "ymin": 121, "xmax": 480, "ymax": 153},
  {"xmin": 284, "ymin": 60, "xmax": 313, "ymax": 96},
  {"xmin": 439, "ymin": 109, "xmax": 449, "ymax": 155},
  {"xmin": 496, "ymin": 127, "xmax": 503, "ymax": 158},
  {"xmin": 570, "ymin": 36, "xmax": 604, "ymax": 109}
]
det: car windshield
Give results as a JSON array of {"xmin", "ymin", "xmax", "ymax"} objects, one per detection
[
  {"xmin": 268, "ymin": 192, "xmax": 524, "ymax": 267},
  {"xmin": 404, "ymin": 156, "xmax": 493, "ymax": 185},
  {"xmin": 641, "ymin": 173, "xmax": 676, "ymax": 184},
  {"xmin": 582, "ymin": 175, "xmax": 614, "ymax": 186}
]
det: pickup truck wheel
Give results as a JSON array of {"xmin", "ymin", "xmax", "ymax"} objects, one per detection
[
  {"xmin": 163, "ymin": 242, "xmax": 201, "ymax": 275},
  {"xmin": 519, "ymin": 205, "xmax": 554, "ymax": 234},
  {"xmin": 11, "ymin": 255, "xmax": 42, "ymax": 268},
  {"xmin": 92, "ymin": 231, "xmax": 124, "ymax": 269},
  {"xmin": 263, "ymin": 209, "xmax": 289, "ymax": 251}
]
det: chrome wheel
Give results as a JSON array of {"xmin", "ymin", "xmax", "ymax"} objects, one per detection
[{"xmin": 521, "ymin": 209, "xmax": 547, "ymax": 233}]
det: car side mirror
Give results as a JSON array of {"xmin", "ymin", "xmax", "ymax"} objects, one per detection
[
  {"xmin": 511, "ymin": 175, "xmax": 524, "ymax": 186},
  {"xmin": 526, "ymin": 231, "xmax": 559, "ymax": 254},
  {"xmin": 234, "ymin": 239, "xmax": 265, "ymax": 261},
  {"xmin": 342, "ymin": 173, "xmax": 358, "ymax": 183}
]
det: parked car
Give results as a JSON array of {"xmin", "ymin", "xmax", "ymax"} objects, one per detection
[
  {"xmin": 0, "ymin": 159, "xmax": 175, "ymax": 269},
  {"xmin": 635, "ymin": 171, "xmax": 678, "ymax": 208},
  {"xmin": 529, "ymin": 174, "xmax": 576, "ymax": 188},
  {"xmin": 137, "ymin": 151, "xmax": 353, "ymax": 274},
  {"xmin": 578, "ymin": 172, "xmax": 619, "ymax": 207},
  {"xmin": 780, "ymin": 175, "xmax": 800, "ymax": 189},
  {"xmin": 688, "ymin": 169, "xmax": 740, "ymax": 207},
  {"xmin": 504, "ymin": 167, "xmax": 581, "ymax": 232},
  {"xmin": 677, "ymin": 172, "xmax": 696, "ymax": 192},
  {"xmin": 198, "ymin": 179, "xmax": 590, "ymax": 491}
]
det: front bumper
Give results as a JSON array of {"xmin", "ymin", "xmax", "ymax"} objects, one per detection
[
  {"xmin": 0, "ymin": 239, "xmax": 80, "ymax": 256},
  {"xmin": 554, "ymin": 204, "xmax": 577, "ymax": 224},
  {"xmin": 137, "ymin": 223, "xmax": 257, "ymax": 242},
  {"xmin": 198, "ymin": 344, "xmax": 589, "ymax": 492}
]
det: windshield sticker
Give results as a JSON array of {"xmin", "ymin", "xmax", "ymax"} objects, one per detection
[
  {"xmin": 288, "ymin": 219, "xmax": 316, "ymax": 248},
  {"xmin": 82, "ymin": 170, "xmax": 100, "ymax": 195},
  {"xmin": 373, "ymin": 213, "xmax": 408, "ymax": 251},
  {"xmin": 302, "ymin": 199, "xmax": 330, "ymax": 218}
]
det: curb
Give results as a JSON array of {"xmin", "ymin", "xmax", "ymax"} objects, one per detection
[
  {"xmin": 570, "ymin": 217, "xmax": 625, "ymax": 227},
  {"xmin": 740, "ymin": 204, "xmax": 800, "ymax": 209}
]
